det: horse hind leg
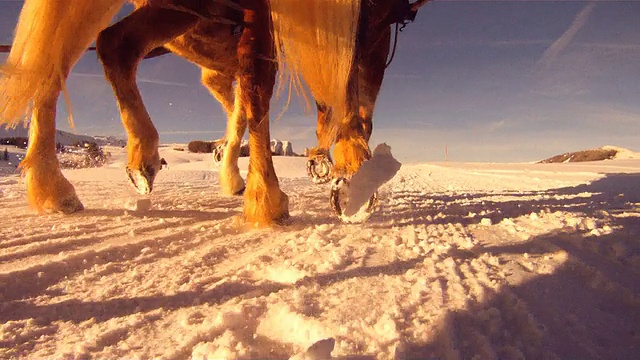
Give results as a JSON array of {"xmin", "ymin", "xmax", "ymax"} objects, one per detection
[
  {"xmin": 22, "ymin": 94, "xmax": 84, "ymax": 214},
  {"xmin": 96, "ymin": 6, "xmax": 198, "ymax": 194},
  {"xmin": 7, "ymin": 0, "xmax": 125, "ymax": 214},
  {"xmin": 238, "ymin": 0, "xmax": 288, "ymax": 226},
  {"xmin": 159, "ymin": 21, "xmax": 245, "ymax": 196},
  {"xmin": 201, "ymin": 69, "xmax": 246, "ymax": 196}
]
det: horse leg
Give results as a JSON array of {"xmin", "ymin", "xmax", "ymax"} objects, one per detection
[
  {"xmin": 329, "ymin": 22, "xmax": 391, "ymax": 220},
  {"xmin": 201, "ymin": 69, "xmax": 246, "ymax": 195},
  {"xmin": 22, "ymin": 92, "xmax": 84, "ymax": 214},
  {"xmin": 332, "ymin": 25, "xmax": 390, "ymax": 179},
  {"xmin": 160, "ymin": 17, "xmax": 244, "ymax": 195},
  {"xmin": 10, "ymin": 1, "xmax": 126, "ymax": 214},
  {"xmin": 96, "ymin": 6, "xmax": 198, "ymax": 194},
  {"xmin": 238, "ymin": 0, "xmax": 288, "ymax": 226}
]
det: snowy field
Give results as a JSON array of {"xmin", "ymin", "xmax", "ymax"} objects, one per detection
[{"xmin": 1, "ymin": 144, "xmax": 639, "ymax": 359}]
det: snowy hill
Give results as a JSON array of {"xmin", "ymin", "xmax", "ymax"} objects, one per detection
[
  {"xmin": 0, "ymin": 126, "xmax": 125, "ymax": 147},
  {"xmin": 0, "ymin": 145, "xmax": 639, "ymax": 359},
  {"xmin": 538, "ymin": 145, "xmax": 640, "ymax": 163}
]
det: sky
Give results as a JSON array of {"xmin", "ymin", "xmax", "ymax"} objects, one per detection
[{"xmin": 1, "ymin": 0, "xmax": 640, "ymax": 163}]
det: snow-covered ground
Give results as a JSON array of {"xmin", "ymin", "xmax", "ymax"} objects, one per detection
[{"xmin": 1, "ymin": 145, "xmax": 639, "ymax": 359}]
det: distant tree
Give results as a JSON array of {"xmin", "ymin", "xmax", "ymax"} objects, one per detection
[
  {"xmin": 2, "ymin": 148, "xmax": 8, "ymax": 161},
  {"xmin": 86, "ymin": 142, "xmax": 100, "ymax": 156},
  {"xmin": 85, "ymin": 142, "xmax": 105, "ymax": 167},
  {"xmin": 0, "ymin": 137, "xmax": 29, "ymax": 149}
]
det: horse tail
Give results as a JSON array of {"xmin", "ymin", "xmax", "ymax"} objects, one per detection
[
  {"xmin": 0, "ymin": 0, "xmax": 125, "ymax": 128},
  {"xmin": 270, "ymin": 0, "xmax": 361, "ymax": 141}
]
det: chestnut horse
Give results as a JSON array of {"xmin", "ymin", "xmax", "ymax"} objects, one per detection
[
  {"xmin": 0, "ymin": 0, "xmax": 425, "ymax": 225},
  {"xmin": 100, "ymin": 0, "xmax": 416, "ymax": 193}
]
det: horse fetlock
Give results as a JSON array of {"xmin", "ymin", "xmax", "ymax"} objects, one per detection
[
  {"xmin": 24, "ymin": 166, "xmax": 84, "ymax": 214},
  {"xmin": 244, "ymin": 185, "xmax": 289, "ymax": 227},
  {"xmin": 332, "ymin": 139, "xmax": 370, "ymax": 178},
  {"xmin": 126, "ymin": 140, "xmax": 160, "ymax": 194},
  {"xmin": 308, "ymin": 147, "xmax": 332, "ymax": 160},
  {"xmin": 212, "ymin": 143, "xmax": 226, "ymax": 164},
  {"xmin": 220, "ymin": 165, "xmax": 245, "ymax": 196},
  {"xmin": 58, "ymin": 195, "xmax": 85, "ymax": 214}
]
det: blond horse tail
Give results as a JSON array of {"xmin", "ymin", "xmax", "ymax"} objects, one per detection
[
  {"xmin": 0, "ymin": 0, "xmax": 125, "ymax": 128},
  {"xmin": 269, "ymin": 0, "xmax": 361, "ymax": 142}
]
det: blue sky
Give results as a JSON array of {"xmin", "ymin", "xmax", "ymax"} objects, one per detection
[{"xmin": 2, "ymin": 1, "xmax": 640, "ymax": 162}]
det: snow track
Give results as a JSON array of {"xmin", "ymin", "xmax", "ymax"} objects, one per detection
[{"xmin": 1, "ymin": 147, "xmax": 639, "ymax": 359}]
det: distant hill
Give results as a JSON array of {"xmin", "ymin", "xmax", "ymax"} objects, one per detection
[
  {"xmin": 0, "ymin": 127, "xmax": 126, "ymax": 147},
  {"xmin": 538, "ymin": 146, "xmax": 639, "ymax": 163}
]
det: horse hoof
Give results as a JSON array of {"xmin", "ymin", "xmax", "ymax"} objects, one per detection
[
  {"xmin": 213, "ymin": 144, "xmax": 225, "ymax": 164},
  {"xmin": 234, "ymin": 186, "xmax": 246, "ymax": 196},
  {"xmin": 330, "ymin": 177, "xmax": 377, "ymax": 223},
  {"xmin": 60, "ymin": 195, "xmax": 85, "ymax": 214},
  {"xmin": 307, "ymin": 154, "xmax": 333, "ymax": 184},
  {"xmin": 126, "ymin": 165, "xmax": 157, "ymax": 195}
]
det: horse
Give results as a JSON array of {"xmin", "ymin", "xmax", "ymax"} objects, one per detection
[
  {"xmin": 0, "ymin": 0, "xmax": 427, "ymax": 226},
  {"xmin": 98, "ymin": 0, "xmax": 248, "ymax": 197},
  {"xmin": 100, "ymin": 0, "xmax": 416, "ymax": 193}
]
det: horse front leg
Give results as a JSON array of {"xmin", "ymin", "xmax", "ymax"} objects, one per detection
[
  {"xmin": 331, "ymin": 78, "xmax": 378, "ymax": 180},
  {"xmin": 332, "ymin": 114, "xmax": 372, "ymax": 179},
  {"xmin": 330, "ymin": 25, "xmax": 392, "ymax": 221},
  {"xmin": 96, "ymin": 6, "xmax": 198, "ymax": 194},
  {"xmin": 333, "ymin": 17, "xmax": 390, "ymax": 179},
  {"xmin": 238, "ymin": 0, "xmax": 288, "ymax": 226}
]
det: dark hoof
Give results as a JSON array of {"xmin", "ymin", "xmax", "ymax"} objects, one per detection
[
  {"xmin": 330, "ymin": 177, "xmax": 377, "ymax": 223},
  {"xmin": 234, "ymin": 186, "xmax": 246, "ymax": 196},
  {"xmin": 60, "ymin": 196, "xmax": 85, "ymax": 214},
  {"xmin": 126, "ymin": 165, "xmax": 157, "ymax": 195},
  {"xmin": 213, "ymin": 144, "xmax": 225, "ymax": 164},
  {"xmin": 307, "ymin": 154, "xmax": 333, "ymax": 184}
]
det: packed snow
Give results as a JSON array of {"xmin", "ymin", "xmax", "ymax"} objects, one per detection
[{"xmin": 1, "ymin": 144, "xmax": 639, "ymax": 359}]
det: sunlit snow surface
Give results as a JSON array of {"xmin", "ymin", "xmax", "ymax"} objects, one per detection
[{"xmin": 1, "ymin": 144, "xmax": 639, "ymax": 359}]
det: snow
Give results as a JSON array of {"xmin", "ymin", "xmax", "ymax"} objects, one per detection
[
  {"xmin": 602, "ymin": 145, "xmax": 640, "ymax": 160},
  {"xmin": 1, "ymin": 145, "xmax": 639, "ymax": 359},
  {"xmin": 342, "ymin": 143, "xmax": 401, "ymax": 219}
]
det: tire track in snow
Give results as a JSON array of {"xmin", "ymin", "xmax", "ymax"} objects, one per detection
[
  {"xmin": 0, "ymin": 220, "xmax": 205, "ymax": 302},
  {"xmin": 1, "ymin": 153, "xmax": 639, "ymax": 359}
]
